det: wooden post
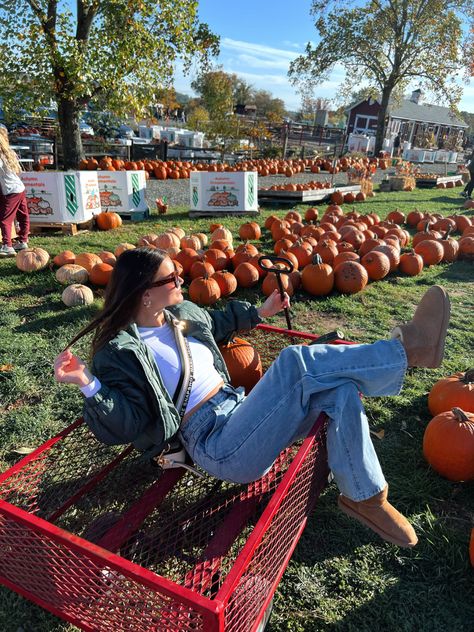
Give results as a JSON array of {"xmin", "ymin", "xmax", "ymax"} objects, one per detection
[{"xmin": 282, "ymin": 123, "xmax": 289, "ymax": 160}]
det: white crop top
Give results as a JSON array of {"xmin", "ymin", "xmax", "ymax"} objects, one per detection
[{"xmin": 137, "ymin": 323, "xmax": 223, "ymax": 411}]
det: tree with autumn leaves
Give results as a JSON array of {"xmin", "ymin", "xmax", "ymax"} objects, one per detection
[
  {"xmin": 0, "ymin": 0, "xmax": 218, "ymax": 168},
  {"xmin": 289, "ymin": 0, "xmax": 474, "ymax": 154}
]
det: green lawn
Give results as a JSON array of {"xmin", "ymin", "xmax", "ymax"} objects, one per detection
[{"xmin": 0, "ymin": 186, "xmax": 473, "ymax": 631}]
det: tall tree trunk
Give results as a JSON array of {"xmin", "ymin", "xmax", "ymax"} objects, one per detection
[
  {"xmin": 374, "ymin": 84, "xmax": 393, "ymax": 155},
  {"xmin": 57, "ymin": 97, "xmax": 84, "ymax": 169}
]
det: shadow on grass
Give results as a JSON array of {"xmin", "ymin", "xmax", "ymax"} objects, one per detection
[{"xmin": 14, "ymin": 302, "xmax": 98, "ymax": 334}]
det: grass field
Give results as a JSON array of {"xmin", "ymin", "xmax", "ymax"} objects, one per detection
[{"xmin": 0, "ymin": 186, "xmax": 473, "ymax": 631}]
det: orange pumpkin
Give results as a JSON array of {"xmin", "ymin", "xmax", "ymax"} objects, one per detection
[
  {"xmin": 89, "ymin": 262, "xmax": 114, "ymax": 286},
  {"xmin": 53, "ymin": 250, "xmax": 75, "ymax": 267},
  {"xmin": 211, "ymin": 271, "xmax": 238, "ymax": 297},
  {"xmin": 95, "ymin": 211, "xmax": 122, "ymax": 231},
  {"xmin": 175, "ymin": 248, "xmax": 199, "ymax": 275},
  {"xmin": 414, "ymin": 239, "xmax": 444, "ymax": 266},
  {"xmin": 301, "ymin": 254, "xmax": 334, "ymax": 296},
  {"xmin": 75, "ymin": 252, "xmax": 102, "ymax": 273},
  {"xmin": 234, "ymin": 262, "xmax": 259, "ymax": 288},
  {"xmin": 361, "ymin": 251, "xmax": 390, "ymax": 281},
  {"xmin": 334, "ymin": 261, "xmax": 368, "ymax": 294},
  {"xmin": 423, "ymin": 408, "xmax": 474, "ymax": 482},
  {"xmin": 239, "ymin": 222, "xmax": 261, "ymax": 241},
  {"xmin": 205, "ymin": 248, "xmax": 228, "ymax": 271},
  {"xmin": 218, "ymin": 337, "xmax": 263, "ymax": 394},
  {"xmin": 188, "ymin": 275, "xmax": 221, "ymax": 305},
  {"xmin": 398, "ymin": 251, "xmax": 424, "ymax": 276},
  {"xmin": 262, "ymin": 271, "xmax": 293, "ymax": 297},
  {"xmin": 190, "ymin": 260, "xmax": 215, "ymax": 280},
  {"xmin": 428, "ymin": 369, "xmax": 474, "ymax": 416}
]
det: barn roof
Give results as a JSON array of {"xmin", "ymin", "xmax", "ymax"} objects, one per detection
[{"xmin": 345, "ymin": 97, "xmax": 468, "ymax": 128}]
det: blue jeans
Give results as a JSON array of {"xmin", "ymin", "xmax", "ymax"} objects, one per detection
[{"xmin": 179, "ymin": 340, "xmax": 407, "ymax": 501}]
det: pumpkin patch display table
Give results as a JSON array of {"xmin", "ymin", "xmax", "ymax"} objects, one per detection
[
  {"xmin": 0, "ymin": 325, "xmax": 348, "ymax": 632},
  {"xmin": 19, "ymin": 171, "xmax": 101, "ymax": 235}
]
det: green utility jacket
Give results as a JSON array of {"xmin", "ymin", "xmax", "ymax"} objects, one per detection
[{"xmin": 83, "ymin": 300, "xmax": 262, "ymax": 458}]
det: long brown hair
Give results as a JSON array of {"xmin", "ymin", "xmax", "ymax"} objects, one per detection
[
  {"xmin": 66, "ymin": 247, "xmax": 168, "ymax": 355},
  {"xmin": 0, "ymin": 131, "xmax": 22, "ymax": 174}
]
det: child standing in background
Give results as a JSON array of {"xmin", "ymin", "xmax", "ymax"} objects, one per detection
[{"xmin": 0, "ymin": 128, "xmax": 30, "ymax": 257}]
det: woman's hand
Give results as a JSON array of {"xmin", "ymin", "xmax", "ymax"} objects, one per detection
[
  {"xmin": 257, "ymin": 289, "xmax": 291, "ymax": 319},
  {"xmin": 54, "ymin": 349, "xmax": 93, "ymax": 388}
]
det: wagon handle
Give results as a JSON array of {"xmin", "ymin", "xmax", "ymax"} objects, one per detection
[{"xmin": 258, "ymin": 255, "xmax": 294, "ymax": 331}]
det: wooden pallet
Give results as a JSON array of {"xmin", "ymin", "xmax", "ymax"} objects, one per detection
[
  {"xmin": 189, "ymin": 210, "xmax": 259, "ymax": 218},
  {"xmin": 415, "ymin": 175, "xmax": 463, "ymax": 188},
  {"xmin": 258, "ymin": 184, "xmax": 361, "ymax": 204},
  {"xmin": 116, "ymin": 209, "xmax": 150, "ymax": 222},
  {"xmin": 29, "ymin": 218, "xmax": 95, "ymax": 236}
]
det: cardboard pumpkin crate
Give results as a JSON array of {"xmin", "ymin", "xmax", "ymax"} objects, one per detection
[{"xmin": 0, "ymin": 325, "xmax": 349, "ymax": 632}]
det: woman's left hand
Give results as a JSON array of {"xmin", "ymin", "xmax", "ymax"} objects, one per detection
[{"xmin": 257, "ymin": 289, "xmax": 291, "ymax": 319}]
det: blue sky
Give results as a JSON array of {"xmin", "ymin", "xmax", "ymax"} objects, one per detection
[{"xmin": 173, "ymin": 0, "xmax": 474, "ymax": 113}]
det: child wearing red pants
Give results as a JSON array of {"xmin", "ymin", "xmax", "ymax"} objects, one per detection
[{"xmin": 0, "ymin": 129, "xmax": 30, "ymax": 257}]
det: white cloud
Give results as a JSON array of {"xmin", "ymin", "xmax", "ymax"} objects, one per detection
[
  {"xmin": 236, "ymin": 54, "xmax": 291, "ymax": 71},
  {"xmin": 283, "ymin": 40, "xmax": 302, "ymax": 49},
  {"xmin": 172, "ymin": 38, "xmax": 474, "ymax": 113},
  {"xmin": 220, "ymin": 37, "xmax": 299, "ymax": 61}
]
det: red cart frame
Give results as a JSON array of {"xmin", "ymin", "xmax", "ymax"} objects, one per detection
[{"xmin": 0, "ymin": 325, "xmax": 347, "ymax": 631}]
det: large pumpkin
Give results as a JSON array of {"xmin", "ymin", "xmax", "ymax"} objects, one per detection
[
  {"xmin": 423, "ymin": 408, "xmax": 474, "ymax": 482},
  {"xmin": 16, "ymin": 247, "xmax": 50, "ymax": 272},
  {"xmin": 218, "ymin": 336, "xmax": 263, "ymax": 394},
  {"xmin": 95, "ymin": 211, "xmax": 122, "ymax": 231},
  {"xmin": 428, "ymin": 369, "xmax": 474, "ymax": 415}
]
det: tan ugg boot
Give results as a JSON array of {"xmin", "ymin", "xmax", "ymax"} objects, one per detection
[
  {"xmin": 391, "ymin": 285, "xmax": 450, "ymax": 368},
  {"xmin": 338, "ymin": 486, "xmax": 418, "ymax": 548}
]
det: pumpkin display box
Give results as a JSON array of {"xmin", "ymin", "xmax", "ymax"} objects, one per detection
[
  {"xmin": 20, "ymin": 171, "xmax": 101, "ymax": 225},
  {"xmin": 97, "ymin": 170, "xmax": 149, "ymax": 216},
  {"xmin": 189, "ymin": 171, "xmax": 259, "ymax": 216}
]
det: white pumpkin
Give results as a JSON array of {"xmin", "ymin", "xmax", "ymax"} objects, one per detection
[
  {"xmin": 55, "ymin": 264, "xmax": 89, "ymax": 285},
  {"xmin": 62, "ymin": 284, "xmax": 94, "ymax": 307}
]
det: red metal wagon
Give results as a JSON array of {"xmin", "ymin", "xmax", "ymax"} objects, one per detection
[{"xmin": 0, "ymin": 324, "xmax": 346, "ymax": 631}]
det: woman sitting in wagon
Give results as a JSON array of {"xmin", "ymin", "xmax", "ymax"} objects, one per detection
[{"xmin": 54, "ymin": 248, "xmax": 450, "ymax": 549}]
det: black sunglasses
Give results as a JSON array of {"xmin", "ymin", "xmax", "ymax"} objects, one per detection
[{"xmin": 149, "ymin": 270, "xmax": 181, "ymax": 289}]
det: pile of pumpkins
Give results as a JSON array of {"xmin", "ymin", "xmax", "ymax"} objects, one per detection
[
  {"xmin": 14, "ymin": 243, "xmax": 136, "ymax": 307},
  {"xmin": 13, "ymin": 200, "xmax": 474, "ymax": 308},
  {"xmin": 423, "ymin": 368, "xmax": 474, "ymax": 566},
  {"xmin": 74, "ymin": 155, "xmax": 389, "ymax": 180}
]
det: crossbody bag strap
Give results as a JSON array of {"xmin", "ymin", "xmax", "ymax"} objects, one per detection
[{"xmin": 165, "ymin": 313, "xmax": 194, "ymax": 420}]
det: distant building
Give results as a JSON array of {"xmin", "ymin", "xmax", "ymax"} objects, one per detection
[
  {"xmin": 345, "ymin": 90, "xmax": 468, "ymax": 147},
  {"xmin": 234, "ymin": 103, "xmax": 257, "ymax": 116}
]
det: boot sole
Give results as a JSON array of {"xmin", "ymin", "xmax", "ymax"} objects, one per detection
[
  {"xmin": 429, "ymin": 288, "xmax": 451, "ymax": 368},
  {"xmin": 338, "ymin": 496, "xmax": 417, "ymax": 548}
]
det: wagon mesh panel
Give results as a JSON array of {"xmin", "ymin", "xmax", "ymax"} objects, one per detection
[{"xmin": 0, "ymin": 326, "xmax": 329, "ymax": 631}]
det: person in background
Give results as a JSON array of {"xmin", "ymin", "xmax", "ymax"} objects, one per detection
[
  {"xmin": 393, "ymin": 133, "xmax": 401, "ymax": 157},
  {"xmin": 54, "ymin": 248, "xmax": 451, "ymax": 549},
  {"xmin": 0, "ymin": 129, "xmax": 30, "ymax": 257},
  {"xmin": 461, "ymin": 147, "xmax": 474, "ymax": 199}
]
